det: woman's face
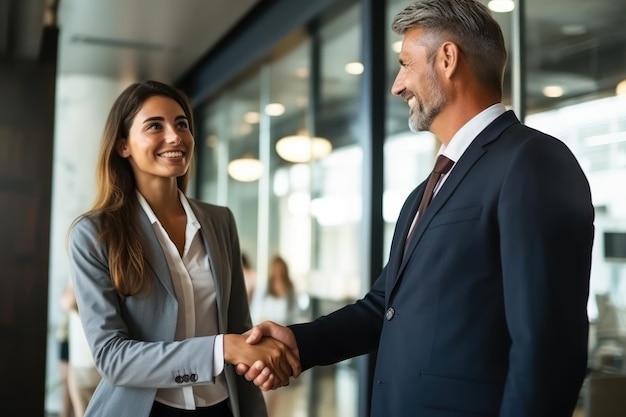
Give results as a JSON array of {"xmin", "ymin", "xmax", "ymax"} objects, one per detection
[
  {"xmin": 118, "ymin": 95, "xmax": 194, "ymax": 188},
  {"xmin": 270, "ymin": 261, "xmax": 289, "ymax": 295}
]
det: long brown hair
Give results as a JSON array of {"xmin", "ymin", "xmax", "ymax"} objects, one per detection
[
  {"xmin": 267, "ymin": 255, "xmax": 294, "ymax": 297},
  {"xmin": 69, "ymin": 80, "xmax": 195, "ymax": 296}
]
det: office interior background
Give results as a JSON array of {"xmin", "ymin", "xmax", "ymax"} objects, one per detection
[{"xmin": 1, "ymin": 0, "xmax": 626, "ymax": 415}]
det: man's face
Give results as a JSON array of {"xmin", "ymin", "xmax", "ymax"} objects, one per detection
[{"xmin": 391, "ymin": 27, "xmax": 448, "ymax": 132}]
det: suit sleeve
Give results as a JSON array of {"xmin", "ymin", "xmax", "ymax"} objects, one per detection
[
  {"xmin": 497, "ymin": 133, "xmax": 594, "ymax": 416},
  {"xmin": 290, "ymin": 265, "xmax": 387, "ymax": 371}
]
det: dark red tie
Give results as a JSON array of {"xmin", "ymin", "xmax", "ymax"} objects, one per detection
[
  {"xmin": 416, "ymin": 154, "xmax": 454, "ymax": 223},
  {"xmin": 404, "ymin": 154, "xmax": 454, "ymax": 255}
]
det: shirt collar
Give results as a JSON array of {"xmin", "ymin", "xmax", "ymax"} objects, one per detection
[
  {"xmin": 136, "ymin": 189, "xmax": 201, "ymax": 231},
  {"xmin": 439, "ymin": 103, "xmax": 507, "ymax": 162}
]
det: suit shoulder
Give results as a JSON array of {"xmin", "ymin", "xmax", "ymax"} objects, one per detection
[
  {"xmin": 187, "ymin": 197, "xmax": 230, "ymax": 215},
  {"xmin": 496, "ymin": 122, "xmax": 577, "ymax": 162},
  {"xmin": 187, "ymin": 198, "xmax": 236, "ymax": 227},
  {"xmin": 506, "ymin": 121, "xmax": 565, "ymax": 146},
  {"xmin": 69, "ymin": 213, "xmax": 100, "ymax": 242}
]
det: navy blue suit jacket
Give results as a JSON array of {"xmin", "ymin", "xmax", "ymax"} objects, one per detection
[{"xmin": 291, "ymin": 111, "xmax": 594, "ymax": 417}]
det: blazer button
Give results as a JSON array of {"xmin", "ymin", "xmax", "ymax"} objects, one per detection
[
  {"xmin": 190, "ymin": 373, "xmax": 198, "ymax": 382},
  {"xmin": 175, "ymin": 376, "xmax": 183, "ymax": 383},
  {"xmin": 183, "ymin": 374, "xmax": 190, "ymax": 382},
  {"xmin": 386, "ymin": 307, "xmax": 395, "ymax": 321}
]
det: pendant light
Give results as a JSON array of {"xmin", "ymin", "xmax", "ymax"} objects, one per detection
[
  {"xmin": 275, "ymin": 130, "xmax": 332, "ymax": 163},
  {"xmin": 227, "ymin": 153, "xmax": 264, "ymax": 182}
]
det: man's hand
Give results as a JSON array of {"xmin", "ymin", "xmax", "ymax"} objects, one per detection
[
  {"xmin": 235, "ymin": 321, "xmax": 301, "ymax": 390},
  {"xmin": 223, "ymin": 333, "xmax": 298, "ymax": 389}
]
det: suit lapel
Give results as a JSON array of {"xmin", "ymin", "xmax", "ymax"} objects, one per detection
[
  {"xmin": 188, "ymin": 200, "xmax": 219, "ymax": 283},
  {"xmin": 188, "ymin": 200, "xmax": 225, "ymax": 328},
  {"xmin": 388, "ymin": 183, "xmax": 426, "ymax": 280},
  {"xmin": 395, "ymin": 111, "xmax": 520, "ymax": 281},
  {"xmin": 136, "ymin": 207, "xmax": 177, "ymax": 298}
]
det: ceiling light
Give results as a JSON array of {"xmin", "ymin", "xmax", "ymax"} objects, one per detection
[
  {"xmin": 542, "ymin": 85, "xmax": 564, "ymax": 98},
  {"xmin": 344, "ymin": 62, "xmax": 364, "ymax": 75},
  {"xmin": 488, "ymin": 0, "xmax": 515, "ymax": 13},
  {"xmin": 205, "ymin": 135, "xmax": 219, "ymax": 148},
  {"xmin": 295, "ymin": 67, "xmax": 309, "ymax": 78},
  {"xmin": 264, "ymin": 103, "xmax": 285, "ymax": 116},
  {"xmin": 244, "ymin": 111, "xmax": 260, "ymax": 124},
  {"xmin": 237, "ymin": 123, "xmax": 252, "ymax": 135},
  {"xmin": 276, "ymin": 130, "xmax": 332, "ymax": 163},
  {"xmin": 561, "ymin": 24, "xmax": 587, "ymax": 36},
  {"xmin": 616, "ymin": 80, "xmax": 626, "ymax": 96},
  {"xmin": 227, "ymin": 154, "xmax": 264, "ymax": 182}
]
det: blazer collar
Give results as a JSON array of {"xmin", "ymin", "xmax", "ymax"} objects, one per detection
[
  {"xmin": 187, "ymin": 198, "xmax": 221, "ymax": 286},
  {"xmin": 186, "ymin": 199, "xmax": 226, "ymax": 321},
  {"xmin": 136, "ymin": 205, "xmax": 176, "ymax": 298},
  {"xmin": 136, "ymin": 197, "xmax": 223, "ymax": 304}
]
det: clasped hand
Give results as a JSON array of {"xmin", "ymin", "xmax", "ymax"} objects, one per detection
[{"xmin": 229, "ymin": 321, "xmax": 301, "ymax": 391}]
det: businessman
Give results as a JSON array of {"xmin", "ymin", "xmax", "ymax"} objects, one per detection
[{"xmin": 240, "ymin": 1, "xmax": 594, "ymax": 416}]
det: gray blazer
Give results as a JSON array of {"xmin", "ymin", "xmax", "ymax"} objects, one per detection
[{"xmin": 68, "ymin": 198, "xmax": 267, "ymax": 417}]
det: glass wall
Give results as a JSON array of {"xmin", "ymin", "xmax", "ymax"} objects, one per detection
[
  {"xmin": 196, "ymin": 2, "xmax": 363, "ymax": 416},
  {"xmin": 198, "ymin": 74, "xmax": 262, "ymax": 259},
  {"xmin": 521, "ymin": 0, "xmax": 626, "ymax": 413}
]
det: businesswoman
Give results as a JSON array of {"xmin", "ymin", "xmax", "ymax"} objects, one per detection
[{"xmin": 67, "ymin": 80, "xmax": 297, "ymax": 417}]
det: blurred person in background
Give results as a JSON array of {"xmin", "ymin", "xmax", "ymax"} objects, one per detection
[
  {"xmin": 55, "ymin": 300, "xmax": 73, "ymax": 417},
  {"xmin": 241, "ymin": 252, "xmax": 257, "ymax": 304},
  {"xmin": 60, "ymin": 281, "xmax": 101, "ymax": 417},
  {"xmin": 251, "ymin": 255, "xmax": 300, "ymax": 417}
]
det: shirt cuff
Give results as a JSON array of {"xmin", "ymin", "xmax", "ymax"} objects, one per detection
[{"xmin": 214, "ymin": 334, "xmax": 225, "ymax": 376}]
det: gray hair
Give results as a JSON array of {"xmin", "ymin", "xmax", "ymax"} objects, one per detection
[{"xmin": 392, "ymin": 0, "xmax": 507, "ymax": 94}]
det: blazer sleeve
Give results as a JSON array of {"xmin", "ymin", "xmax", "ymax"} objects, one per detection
[{"xmin": 497, "ymin": 132, "xmax": 594, "ymax": 416}]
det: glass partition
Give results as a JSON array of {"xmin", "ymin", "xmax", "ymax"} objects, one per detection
[
  {"xmin": 523, "ymin": 0, "xmax": 626, "ymax": 412},
  {"xmin": 196, "ymin": 3, "xmax": 363, "ymax": 415},
  {"xmin": 198, "ymin": 74, "xmax": 262, "ymax": 261}
]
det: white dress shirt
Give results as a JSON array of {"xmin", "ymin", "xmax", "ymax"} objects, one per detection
[
  {"xmin": 407, "ymin": 103, "xmax": 507, "ymax": 236},
  {"xmin": 137, "ymin": 191, "xmax": 228, "ymax": 409},
  {"xmin": 437, "ymin": 103, "xmax": 507, "ymax": 184}
]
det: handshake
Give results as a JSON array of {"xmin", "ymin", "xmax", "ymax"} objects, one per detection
[{"xmin": 224, "ymin": 321, "xmax": 301, "ymax": 391}]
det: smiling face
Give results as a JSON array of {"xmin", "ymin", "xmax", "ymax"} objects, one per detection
[
  {"xmin": 391, "ymin": 27, "xmax": 448, "ymax": 133},
  {"xmin": 117, "ymin": 95, "xmax": 194, "ymax": 189}
]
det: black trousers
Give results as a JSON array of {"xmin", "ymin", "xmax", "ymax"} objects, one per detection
[{"xmin": 149, "ymin": 400, "xmax": 233, "ymax": 417}]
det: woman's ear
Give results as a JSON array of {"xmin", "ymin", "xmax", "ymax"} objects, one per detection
[{"xmin": 116, "ymin": 139, "xmax": 130, "ymax": 158}]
